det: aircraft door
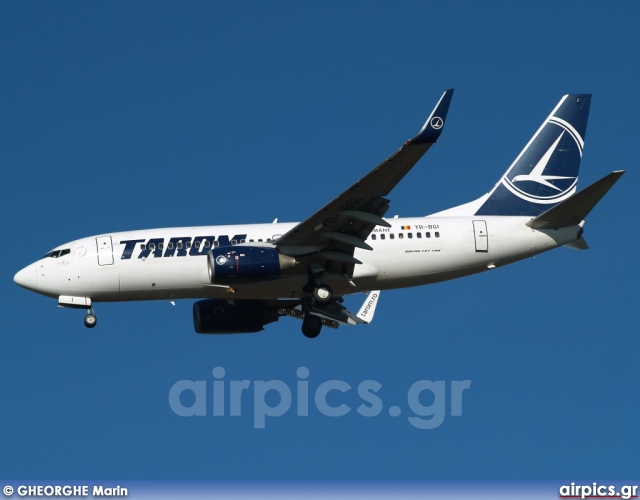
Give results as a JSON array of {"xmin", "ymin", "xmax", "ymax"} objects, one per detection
[
  {"xmin": 96, "ymin": 236, "xmax": 114, "ymax": 265},
  {"xmin": 472, "ymin": 220, "xmax": 488, "ymax": 252}
]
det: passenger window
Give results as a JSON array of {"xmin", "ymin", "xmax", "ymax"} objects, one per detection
[
  {"xmin": 214, "ymin": 241, "xmax": 219, "ymax": 248},
  {"xmin": 390, "ymin": 234, "xmax": 395, "ymax": 239},
  {"xmin": 435, "ymin": 232, "xmax": 440, "ymax": 238},
  {"xmin": 194, "ymin": 241, "xmax": 201, "ymax": 249},
  {"xmin": 426, "ymin": 232, "xmax": 431, "ymax": 238},
  {"xmin": 417, "ymin": 232, "xmax": 422, "ymax": 238},
  {"xmin": 249, "ymin": 239, "xmax": 254, "ymax": 243},
  {"xmin": 380, "ymin": 234, "xmax": 386, "ymax": 240},
  {"xmin": 149, "ymin": 243, "xmax": 156, "ymax": 251},
  {"xmin": 186, "ymin": 241, "xmax": 191, "ymax": 249},
  {"xmin": 167, "ymin": 242, "xmax": 173, "ymax": 250},
  {"xmin": 240, "ymin": 239, "xmax": 246, "ymax": 244},
  {"xmin": 408, "ymin": 233, "xmax": 412, "ymax": 239},
  {"xmin": 371, "ymin": 234, "xmax": 377, "ymax": 240},
  {"xmin": 398, "ymin": 233, "xmax": 404, "ymax": 239},
  {"xmin": 231, "ymin": 239, "xmax": 237, "ymax": 245},
  {"xmin": 176, "ymin": 242, "xmax": 182, "ymax": 249},
  {"xmin": 158, "ymin": 243, "xmax": 164, "ymax": 250},
  {"xmin": 204, "ymin": 240, "xmax": 211, "ymax": 248},
  {"xmin": 258, "ymin": 239, "xmax": 263, "ymax": 242},
  {"xmin": 140, "ymin": 244, "xmax": 146, "ymax": 251}
]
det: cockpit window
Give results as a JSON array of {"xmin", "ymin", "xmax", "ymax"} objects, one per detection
[{"xmin": 44, "ymin": 248, "xmax": 70, "ymax": 258}]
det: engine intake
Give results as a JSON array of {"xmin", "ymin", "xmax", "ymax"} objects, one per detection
[
  {"xmin": 193, "ymin": 299, "xmax": 280, "ymax": 334},
  {"xmin": 207, "ymin": 246, "xmax": 296, "ymax": 283}
]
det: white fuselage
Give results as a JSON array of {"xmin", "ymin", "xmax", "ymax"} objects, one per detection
[{"xmin": 20, "ymin": 216, "xmax": 581, "ymax": 303}]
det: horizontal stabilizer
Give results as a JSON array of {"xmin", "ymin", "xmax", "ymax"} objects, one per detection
[
  {"xmin": 564, "ymin": 236, "xmax": 589, "ymax": 250},
  {"xmin": 526, "ymin": 170, "xmax": 625, "ymax": 229}
]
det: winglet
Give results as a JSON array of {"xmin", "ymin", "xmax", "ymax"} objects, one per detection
[
  {"xmin": 407, "ymin": 89, "xmax": 454, "ymax": 145},
  {"xmin": 356, "ymin": 290, "xmax": 381, "ymax": 324}
]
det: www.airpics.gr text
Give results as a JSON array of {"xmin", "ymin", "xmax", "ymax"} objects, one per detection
[{"xmin": 169, "ymin": 367, "xmax": 471, "ymax": 429}]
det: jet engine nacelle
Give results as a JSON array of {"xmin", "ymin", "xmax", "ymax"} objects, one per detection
[
  {"xmin": 207, "ymin": 246, "xmax": 297, "ymax": 283},
  {"xmin": 193, "ymin": 299, "xmax": 280, "ymax": 334}
]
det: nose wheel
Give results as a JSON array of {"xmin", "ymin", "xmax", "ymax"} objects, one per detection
[{"xmin": 84, "ymin": 309, "xmax": 97, "ymax": 328}]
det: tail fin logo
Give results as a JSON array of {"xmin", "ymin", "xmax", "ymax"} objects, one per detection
[
  {"xmin": 512, "ymin": 132, "xmax": 572, "ymax": 190},
  {"xmin": 501, "ymin": 117, "xmax": 583, "ymax": 205}
]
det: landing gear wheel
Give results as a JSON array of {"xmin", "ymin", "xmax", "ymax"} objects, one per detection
[
  {"xmin": 302, "ymin": 314, "xmax": 322, "ymax": 338},
  {"xmin": 84, "ymin": 313, "xmax": 97, "ymax": 329},
  {"xmin": 313, "ymin": 285, "xmax": 333, "ymax": 305}
]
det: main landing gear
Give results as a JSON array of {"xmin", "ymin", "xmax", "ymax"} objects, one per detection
[
  {"xmin": 312, "ymin": 284, "xmax": 333, "ymax": 305},
  {"xmin": 84, "ymin": 308, "xmax": 97, "ymax": 328},
  {"xmin": 304, "ymin": 264, "xmax": 333, "ymax": 307},
  {"xmin": 302, "ymin": 314, "xmax": 322, "ymax": 339},
  {"xmin": 300, "ymin": 264, "xmax": 335, "ymax": 338}
]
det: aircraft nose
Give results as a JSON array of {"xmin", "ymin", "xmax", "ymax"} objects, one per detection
[{"xmin": 14, "ymin": 263, "xmax": 37, "ymax": 291}]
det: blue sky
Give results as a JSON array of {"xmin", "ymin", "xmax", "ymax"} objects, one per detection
[{"xmin": 1, "ymin": 1, "xmax": 637, "ymax": 480}]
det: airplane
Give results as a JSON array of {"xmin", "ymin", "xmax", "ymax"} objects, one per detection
[{"xmin": 14, "ymin": 90, "xmax": 624, "ymax": 338}]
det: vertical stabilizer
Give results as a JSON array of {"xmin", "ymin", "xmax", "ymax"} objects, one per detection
[{"xmin": 474, "ymin": 94, "xmax": 592, "ymax": 216}]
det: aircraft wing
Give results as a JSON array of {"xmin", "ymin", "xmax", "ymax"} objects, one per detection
[{"xmin": 276, "ymin": 89, "xmax": 454, "ymax": 265}]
